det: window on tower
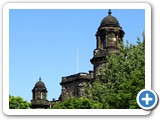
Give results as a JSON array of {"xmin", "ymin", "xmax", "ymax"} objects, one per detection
[{"xmin": 100, "ymin": 35, "xmax": 106, "ymax": 49}]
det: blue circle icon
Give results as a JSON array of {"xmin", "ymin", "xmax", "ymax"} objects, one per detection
[{"xmin": 137, "ymin": 89, "xmax": 158, "ymax": 110}]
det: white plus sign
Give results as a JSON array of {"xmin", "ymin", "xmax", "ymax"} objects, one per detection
[{"xmin": 142, "ymin": 93, "xmax": 153, "ymax": 105}]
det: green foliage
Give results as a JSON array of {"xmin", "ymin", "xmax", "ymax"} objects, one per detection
[
  {"xmin": 9, "ymin": 95, "xmax": 30, "ymax": 109},
  {"xmin": 92, "ymin": 35, "xmax": 145, "ymax": 109},
  {"xmin": 51, "ymin": 97, "xmax": 102, "ymax": 109},
  {"xmin": 51, "ymin": 34, "xmax": 145, "ymax": 109}
]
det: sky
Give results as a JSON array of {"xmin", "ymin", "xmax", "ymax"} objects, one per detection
[{"xmin": 9, "ymin": 9, "xmax": 145, "ymax": 102}]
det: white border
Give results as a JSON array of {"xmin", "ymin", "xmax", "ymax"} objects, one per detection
[{"xmin": 3, "ymin": 3, "xmax": 151, "ymax": 115}]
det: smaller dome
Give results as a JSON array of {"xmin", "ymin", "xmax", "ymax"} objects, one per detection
[
  {"xmin": 99, "ymin": 9, "xmax": 120, "ymax": 28},
  {"xmin": 35, "ymin": 77, "xmax": 46, "ymax": 88}
]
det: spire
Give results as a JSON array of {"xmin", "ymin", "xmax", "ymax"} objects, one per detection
[
  {"xmin": 39, "ymin": 77, "xmax": 41, "ymax": 81},
  {"xmin": 108, "ymin": 9, "xmax": 112, "ymax": 15}
]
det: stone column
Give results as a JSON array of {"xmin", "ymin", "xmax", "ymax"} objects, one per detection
[
  {"xmin": 116, "ymin": 35, "xmax": 119, "ymax": 48},
  {"xmin": 97, "ymin": 36, "xmax": 101, "ymax": 49},
  {"xmin": 45, "ymin": 93, "xmax": 47, "ymax": 99},
  {"xmin": 32, "ymin": 93, "xmax": 35, "ymax": 100},
  {"xmin": 40, "ymin": 92, "xmax": 42, "ymax": 99},
  {"xmin": 105, "ymin": 34, "xmax": 107, "ymax": 48}
]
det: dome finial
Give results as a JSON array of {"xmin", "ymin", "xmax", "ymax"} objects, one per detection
[
  {"xmin": 108, "ymin": 9, "xmax": 112, "ymax": 15},
  {"xmin": 39, "ymin": 77, "xmax": 41, "ymax": 81}
]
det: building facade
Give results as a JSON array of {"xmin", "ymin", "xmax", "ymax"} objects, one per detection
[
  {"xmin": 59, "ymin": 71, "xmax": 93, "ymax": 101},
  {"xmin": 30, "ymin": 9, "xmax": 125, "ymax": 108}
]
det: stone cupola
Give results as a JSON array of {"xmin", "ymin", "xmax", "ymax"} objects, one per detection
[
  {"xmin": 90, "ymin": 9, "xmax": 125, "ymax": 80},
  {"xmin": 30, "ymin": 77, "xmax": 50, "ymax": 109}
]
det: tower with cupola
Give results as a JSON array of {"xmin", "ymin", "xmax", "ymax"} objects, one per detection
[
  {"xmin": 90, "ymin": 10, "xmax": 125, "ymax": 80},
  {"xmin": 30, "ymin": 77, "xmax": 50, "ymax": 109}
]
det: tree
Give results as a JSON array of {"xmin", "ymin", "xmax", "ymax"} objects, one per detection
[
  {"xmin": 91, "ymin": 34, "xmax": 145, "ymax": 109},
  {"xmin": 51, "ymin": 97, "xmax": 102, "ymax": 109},
  {"xmin": 51, "ymin": 35, "xmax": 145, "ymax": 109},
  {"xmin": 9, "ymin": 95, "xmax": 30, "ymax": 109}
]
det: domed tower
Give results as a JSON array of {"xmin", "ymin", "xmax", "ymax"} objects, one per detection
[
  {"xmin": 90, "ymin": 9, "xmax": 125, "ymax": 80},
  {"xmin": 30, "ymin": 77, "xmax": 50, "ymax": 109}
]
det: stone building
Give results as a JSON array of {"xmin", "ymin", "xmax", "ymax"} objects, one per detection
[
  {"xmin": 90, "ymin": 9, "xmax": 125, "ymax": 80},
  {"xmin": 30, "ymin": 77, "xmax": 50, "ymax": 109},
  {"xmin": 30, "ymin": 9, "xmax": 125, "ymax": 108},
  {"xmin": 59, "ymin": 71, "xmax": 93, "ymax": 101}
]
